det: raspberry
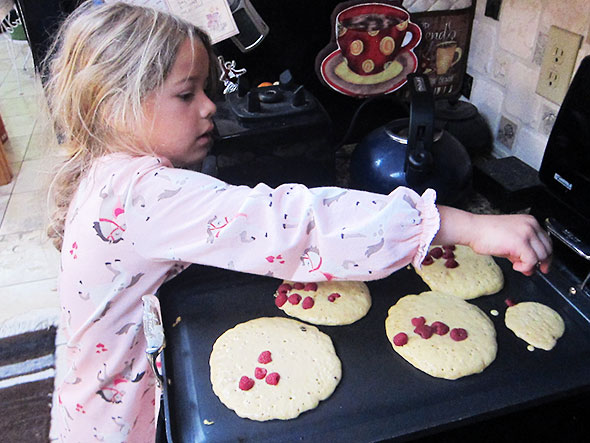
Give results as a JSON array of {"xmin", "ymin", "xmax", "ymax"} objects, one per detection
[
  {"xmin": 239, "ymin": 376, "xmax": 255, "ymax": 391},
  {"xmin": 442, "ymin": 250, "xmax": 455, "ymax": 259},
  {"xmin": 430, "ymin": 247, "xmax": 443, "ymax": 258},
  {"xmin": 288, "ymin": 293, "xmax": 302, "ymax": 305},
  {"xmin": 505, "ymin": 298, "xmax": 516, "ymax": 307},
  {"xmin": 422, "ymin": 255, "xmax": 434, "ymax": 266},
  {"xmin": 258, "ymin": 350, "xmax": 272, "ymax": 364},
  {"xmin": 393, "ymin": 332, "xmax": 408, "ymax": 346},
  {"xmin": 275, "ymin": 293, "xmax": 288, "ymax": 308},
  {"xmin": 265, "ymin": 372, "xmax": 280, "ymax": 385},
  {"xmin": 302, "ymin": 296, "xmax": 315, "ymax": 309},
  {"xmin": 254, "ymin": 367, "xmax": 267, "ymax": 379},
  {"xmin": 414, "ymin": 324, "xmax": 433, "ymax": 339},
  {"xmin": 450, "ymin": 328, "xmax": 468, "ymax": 341},
  {"xmin": 411, "ymin": 316, "xmax": 426, "ymax": 327},
  {"xmin": 445, "ymin": 258, "xmax": 459, "ymax": 268},
  {"xmin": 304, "ymin": 282, "xmax": 318, "ymax": 291},
  {"xmin": 431, "ymin": 321, "xmax": 450, "ymax": 335},
  {"xmin": 277, "ymin": 283, "xmax": 292, "ymax": 294},
  {"xmin": 328, "ymin": 293, "xmax": 341, "ymax": 302},
  {"xmin": 293, "ymin": 282, "xmax": 305, "ymax": 290}
]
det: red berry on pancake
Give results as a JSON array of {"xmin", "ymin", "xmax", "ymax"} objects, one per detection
[
  {"xmin": 430, "ymin": 247, "xmax": 443, "ymax": 258},
  {"xmin": 393, "ymin": 332, "xmax": 408, "ymax": 346},
  {"xmin": 445, "ymin": 258, "xmax": 459, "ymax": 268},
  {"xmin": 442, "ymin": 249, "xmax": 455, "ymax": 259},
  {"xmin": 239, "ymin": 376, "xmax": 255, "ymax": 391},
  {"xmin": 258, "ymin": 350, "xmax": 272, "ymax": 364},
  {"xmin": 450, "ymin": 328, "xmax": 468, "ymax": 341},
  {"xmin": 275, "ymin": 293, "xmax": 288, "ymax": 308},
  {"xmin": 302, "ymin": 296, "xmax": 315, "ymax": 309},
  {"xmin": 277, "ymin": 283, "xmax": 292, "ymax": 294},
  {"xmin": 288, "ymin": 293, "xmax": 302, "ymax": 305},
  {"xmin": 265, "ymin": 372, "xmax": 280, "ymax": 385},
  {"xmin": 431, "ymin": 321, "xmax": 450, "ymax": 335},
  {"xmin": 414, "ymin": 324, "xmax": 434, "ymax": 339},
  {"xmin": 254, "ymin": 367, "xmax": 267, "ymax": 379},
  {"xmin": 327, "ymin": 293, "xmax": 341, "ymax": 302},
  {"xmin": 422, "ymin": 255, "xmax": 434, "ymax": 265},
  {"xmin": 304, "ymin": 282, "xmax": 318, "ymax": 291},
  {"xmin": 411, "ymin": 316, "xmax": 426, "ymax": 327}
]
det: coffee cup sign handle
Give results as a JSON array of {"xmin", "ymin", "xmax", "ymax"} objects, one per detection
[
  {"xmin": 451, "ymin": 47, "xmax": 463, "ymax": 67},
  {"xmin": 400, "ymin": 21, "xmax": 422, "ymax": 52}
]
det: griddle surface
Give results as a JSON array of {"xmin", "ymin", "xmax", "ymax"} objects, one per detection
[{"xmin": 158, "ymin": 260, "xmax": 590, "ymax": 442}]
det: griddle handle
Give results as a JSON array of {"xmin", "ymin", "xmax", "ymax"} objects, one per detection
[
  {"xmin": 545, "ymin": 218, "xmax": 590, "ymax": 261},
  {"xmin": 142, "ymin": 294, "xmax": 165, "ymax": 388}
]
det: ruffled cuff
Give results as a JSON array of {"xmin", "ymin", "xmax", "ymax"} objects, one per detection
[{"xmin": 412, "ymin": 188, "xmax": 440, "ymax": 269}]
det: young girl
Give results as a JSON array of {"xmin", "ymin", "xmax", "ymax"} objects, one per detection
[{"xmin": 45, "ymin": 1, "xmax": 552, "ymax": 441}]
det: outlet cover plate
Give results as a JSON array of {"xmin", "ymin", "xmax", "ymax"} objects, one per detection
[{"xmin": 535, "ymin": 26, "xmax": 582, "ymax": 104}]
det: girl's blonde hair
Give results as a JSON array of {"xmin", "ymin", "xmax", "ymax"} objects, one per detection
[{"xmin": 44, "ymin": 0, "xmax": 217, "ymax": 250}]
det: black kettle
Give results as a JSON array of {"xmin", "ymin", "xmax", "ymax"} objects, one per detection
[
  {"xmin": 435, "ymin": 99, "xmax": 493, "ymax": 159},
  {"xmin": 350, "ymin": 73, "xmax": 472, "ymax": 205}
]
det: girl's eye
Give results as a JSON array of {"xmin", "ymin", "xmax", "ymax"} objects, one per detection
[{"xmin": 178, "ymin": 93, "xmax": 194, "ymax": 102}]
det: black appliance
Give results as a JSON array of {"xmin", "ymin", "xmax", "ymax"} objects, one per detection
[
  {"xmin": 534, "ymin": 55, "xmax": 590, "ymax": 241},
  {"xmin": 211, "ymin": 71, "xmax": 335, "ymax": 188},
  {"xmin": 350, "ymin": 73, "xmax": 472, "ymax": 205},
  {"xmin": 531, "ymin": 55, "xmax": 590, "ymax": 320}
]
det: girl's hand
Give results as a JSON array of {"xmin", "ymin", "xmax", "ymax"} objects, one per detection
[
  {"xmin": 468, "ymin": 213, "xmax": 552, "ymax": 276},
  {"xmin": 435, "ymin": 207, "xmax": 552, "ymax": 276}
]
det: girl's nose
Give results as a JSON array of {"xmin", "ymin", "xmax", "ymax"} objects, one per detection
[{"xmin": 200, "ymin": 93, "xmax": 217, "ymax": 119}]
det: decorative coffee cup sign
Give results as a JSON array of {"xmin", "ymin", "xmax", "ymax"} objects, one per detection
[
  {"xmin": 411, "ymin": 4, "xmax": 475, "ymax": 98},
  {"xmin": 316, "ymin": 1, "xmax": 422, "ymax": 98}
]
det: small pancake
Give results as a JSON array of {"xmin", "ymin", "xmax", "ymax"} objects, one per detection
[
  {"xmin": 385, "ymin": 291, "xmax": 497, "ymax": 380},
  {"xmin": 274, "ymin": 280, "xmax": 371, "ymax": 325},
  {"xmin": 210, "ymin": 317, "xmax": 341, "ymax": 421},
  {"xmin": 505, "ymin": 302, "xmax": 565, "ymax": 350}
]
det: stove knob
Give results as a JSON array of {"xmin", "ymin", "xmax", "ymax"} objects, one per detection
[
  {"xmin": 292, "ymin": 85, "xmax": 307, "ymax": 107},
  {"xmin": 247, "ymin": 90, "xmax": 261, "ymax": 112},
  {"xmin": 279, "ymin": 69, "xmax": 296, "ymax": 90},
  {"xmin": 259, "ymin": 88, "xmax": 283, "ymax": 103},
  {"xmin": 238, "ymin": 76, "xmax": 250, "ymax": 97}
]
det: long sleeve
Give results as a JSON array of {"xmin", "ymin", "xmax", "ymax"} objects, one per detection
[{"xmin": 123, "ymin": 156, "xmax": 440, "ymax": 282}]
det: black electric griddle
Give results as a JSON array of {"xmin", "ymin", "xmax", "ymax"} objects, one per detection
[{"xmin": 156, "ymin": 257, "xmax": 590, "ymax": 443}]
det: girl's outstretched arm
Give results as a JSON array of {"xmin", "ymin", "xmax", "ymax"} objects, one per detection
[{"xmin": 433, "ymin": 206, "xmax": 552, "ymax": 276}]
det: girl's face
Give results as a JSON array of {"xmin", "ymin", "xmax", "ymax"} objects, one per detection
[{"xmin": 140, "ymin": 38, "xmax": 216, "ymax": 168}]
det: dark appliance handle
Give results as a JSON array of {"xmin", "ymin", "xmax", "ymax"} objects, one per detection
[{"xmin": 405, "ymin": 73, "xmax": 434, "ymax": 183}]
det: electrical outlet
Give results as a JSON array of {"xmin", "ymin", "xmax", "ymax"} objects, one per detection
[{"xmin": 536, "ymin": 26, "xmax": 582, "ymax": 104}]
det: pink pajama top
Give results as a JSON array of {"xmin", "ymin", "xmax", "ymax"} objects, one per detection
[{"xmin": 54, "ymin": 153, "xmax": 439, "ymax": 442}]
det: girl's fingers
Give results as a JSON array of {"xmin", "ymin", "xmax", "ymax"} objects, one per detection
[
  {"xmin": 529, "ymin": 236, "xmax": 549, "ymax": 262},
  {"xmin": 537, "ymin": 229, "xmax": 553, "ymax": 254}
]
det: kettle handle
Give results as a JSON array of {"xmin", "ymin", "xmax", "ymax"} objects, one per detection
[{"xmin": 405, "ymin": 74, "xmax": 434, "ymax": 180}]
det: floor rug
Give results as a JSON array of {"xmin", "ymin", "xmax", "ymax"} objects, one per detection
[{"xmin": 0, "ymin": 327, "xmax": 57, "ymax": 442}]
